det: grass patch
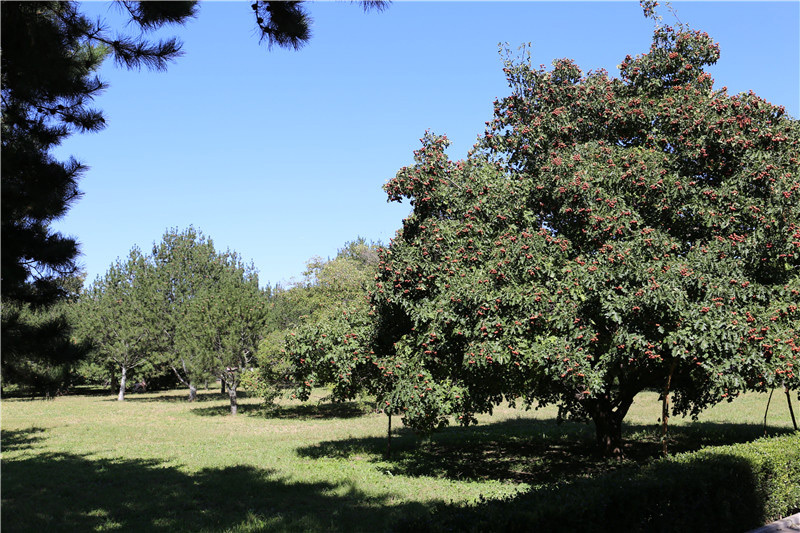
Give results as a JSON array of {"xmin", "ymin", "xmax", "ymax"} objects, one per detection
[{"xmin": 2, "ymin": 386, "xmax": 797, "ymax": 532}]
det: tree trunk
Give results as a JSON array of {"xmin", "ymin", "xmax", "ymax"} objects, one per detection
[
  {"xmin": 785, "ymin": 383, "xmax": 798, "ymax": 431},
  {"xmin": 118, "ymin": 366, "xmax": 127, "ymax": 401},
  {"xmin": 764, "ymin": 388, "xmax": 775, "ymax": 435},
  {"xmin": 221, "ymin": 379, "xmax": 226, "ymax": 395},
  {"xmin": 584, "ymin": 394, "xmax": 634, "ymax": 457},
  {"xmin": 591, "ymin": 408, "xmax": 624, "ymax": 456},
  {"xmin": 385, "ymin": 412, "xmax": 392, "ymax": 459},
  {"xmin": 661, "ymin": 359, "xmax": 678, "ymax": 457},
  {"xmin": 228, "ymin": 382, "xmax": 238, "ymax": 415},
  {"xmin": 188, "ymin": 383, "xmax": 197, "ymax": 402}
]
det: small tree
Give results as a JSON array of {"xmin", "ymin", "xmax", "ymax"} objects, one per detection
[
  {"xmin": 150, "ymin": 227, "xmax": 224, "ymax": 400},
  {"xmin": 178, "ymin": 253, "xmax": 268, "ymax": 415},
  {"xmin": 78, "ymin": 248, "xmax": 159, "ymax": 401}
]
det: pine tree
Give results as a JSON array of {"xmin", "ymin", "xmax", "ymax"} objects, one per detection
[{"xmin": 1, "ymin": 1, "xmax": 197, "ymax": 388}]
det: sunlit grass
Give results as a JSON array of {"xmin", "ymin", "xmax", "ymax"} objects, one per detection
[{"xmin": 2, "ymin": 386, "xmax": 796, "ymax": 532}]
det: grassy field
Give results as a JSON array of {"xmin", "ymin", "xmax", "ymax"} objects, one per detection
[{"xmin": 1, "ymin": 386, "xmax": 797, "ymax": 532}]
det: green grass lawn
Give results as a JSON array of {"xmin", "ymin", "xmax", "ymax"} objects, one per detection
[{"xmin": 1, "ymin": 386, "xmax": 796, "ymax": 532}]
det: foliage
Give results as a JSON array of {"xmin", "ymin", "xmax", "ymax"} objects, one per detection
[
  {"xmin": 1, "ymin": 272, "xmax": 87, "ymax": 396},
  {"xmin": 150, "ymin": 226, "xmax": 226, "ymax": 397},
  {"xmin": 282, "ymin": 239, "xmax": 384, "ymax": 404},
  {"xmin": 398, "ymin": 432, "xmax": 800, "ymax": 532}
]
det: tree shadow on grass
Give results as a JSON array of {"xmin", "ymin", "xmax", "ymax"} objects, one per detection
[
  {"xmin": 1, "ymin": 430, "xmax": 435, "ymax": 533},
  {"xmin": 115, "ymin": 389, "xmax": 237, "ymax": 403},
  {"xmin": 296, "ymin": 416, "xmax": 795, "ymax": 486},
  {"xmin": 1, "ymin": 427, "xmax": 47, "ymax": 452},
  {"xmin": 189, "ymin": 399, "xmax": 373, "ymax": 419}
]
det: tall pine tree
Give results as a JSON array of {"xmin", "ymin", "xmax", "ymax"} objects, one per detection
[{"xmin": 0, "ymin": 1, "xmax": 197, "ymax": 388}]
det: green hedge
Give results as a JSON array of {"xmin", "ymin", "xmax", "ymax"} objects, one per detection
[{"xmin": 398, "ymin": 433, "xmax": 800, "ymax": 533}]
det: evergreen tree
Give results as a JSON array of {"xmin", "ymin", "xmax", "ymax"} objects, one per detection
[
  {"xmin": 77, "ymin": 247, "xmax": 160, "ymax": 401},
  {"xmin": 178, "ymin": 252, "xmax": 268, "ymax": 415},
  {"xmin": 2, "ymin": 1, "xmax": 391, "ymax": 384},
  {"xmin": 150, "ymin": 226, "xmax": 225, "ymax": 401},
  {"xmin": 1, "ymin": 1, "xmax": 197, "ymax": 384}
]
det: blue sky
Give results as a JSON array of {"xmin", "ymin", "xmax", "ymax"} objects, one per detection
[{"xmin": 54, "ymin": 1, "xmax": 799, "ymax": 288}]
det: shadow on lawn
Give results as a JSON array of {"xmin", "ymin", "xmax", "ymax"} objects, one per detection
[
  {"xmin": 296, "ymin": 416, "xmax": 794, "ymax": 486},
  {"xmin": 189, "ymin": 399, "xmax": 372, "ymax": 419},
  {"xmin": 1, "ymin": 427, "xmax": 47, "ymax": 452},
  {"xmin": 1, "ymin": 429, "xmax": 433, "ymax": 533},
  {"xmin": 117, "ymin": 389, "xmax": 236, "ymax": 403}
]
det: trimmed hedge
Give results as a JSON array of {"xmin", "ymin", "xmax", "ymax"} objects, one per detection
[{"xmin": 398, "ymin": 433, "xmax": 800, "ymax": 533}]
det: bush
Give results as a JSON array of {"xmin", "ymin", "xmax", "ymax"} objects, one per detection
[{"xmin": 397, "ymin": 433, "xmax": 800, "ymax": 532}]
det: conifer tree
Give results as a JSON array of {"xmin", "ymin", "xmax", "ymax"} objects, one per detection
[
  {"xmin": 178, "ymin": 253, "xmax": 268, "ymax": 415},
  {"xmin": 1, "ymin": 1, "xmax": 197, "ymax": 384},
  {"xmin": 78, "ymin": 247, "xmax": 159, "ymax": 401}
]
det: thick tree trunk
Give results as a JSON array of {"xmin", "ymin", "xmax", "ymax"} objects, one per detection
[
  {"xmin": 584, "ymin": 394, "xmax": 635, "ymax": 457},
  {"xmin": 188, "ymin": 383, "xmax": 197, "ymax": 402},
  {"xmin": 118, "ymin": 366, "xmax": 127, "ymax": 401},
  {"xmin": 228, "ymin": 383, "xmax": 238, "ymax": 415},
  {"xmin": 590, "ymin": 408, "xmax": 624, "ymax": 457}
]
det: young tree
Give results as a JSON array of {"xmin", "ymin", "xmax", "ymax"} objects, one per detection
[
  {"xmin": 290, "ymin": 9, "xmax": 799, "ymax": 456},
  {"xmin": 281, "ymin": 239, "xmax": 384, "ymax": 400},
  {"xmin": 150, "ymin": 227, "xmax": 224, "ymax": 401},
  {"xmin": 178, "ymin": 253, "xmax": 268, "ymax": 415},
  {"xmin": 78, "ymin": 248, "xmax": 160, "ymax": 401}
]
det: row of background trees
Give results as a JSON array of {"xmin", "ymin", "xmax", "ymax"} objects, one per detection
[{"xmin": 2, "ymin": 226, "xmax": 381, "ymax": 416}]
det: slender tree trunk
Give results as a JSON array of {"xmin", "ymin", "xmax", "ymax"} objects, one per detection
[
  {"xmin": 189, "ymin": 383, "xmax": 197, "ymax": 402},
  {"xmin": 661, "ymin": 359, "xmax": 678, "ymax": 457},
  {"xmin": 118, "ymin": 366, "xmax": 127, "ymax": 401},
  {"xmin": 785, "ymin": 383, "xmax": 798, "ymax": 431},
  {"xmin": 764, "ymin": 388, "xmax": 775, "ymax": 435},
  {"xmin": 228, "ymin": 382, "xmax": 238, "ymax": 415},
  {"xmin": 221, "ymin": 378, "xmax": 226, "ymax": 395},
  {"xmin": 385, "ymin": 412, "xmax": 392, "ymax": 459}
]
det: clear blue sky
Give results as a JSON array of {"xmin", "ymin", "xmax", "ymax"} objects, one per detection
[{"xmin": 53, "ymin": 1, "xmax": 800, "ymax": 288}]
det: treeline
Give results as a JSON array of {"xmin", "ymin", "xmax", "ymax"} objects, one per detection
[{"xmin": 2, "ymin": 226, "xmax": 379, "ymax": 414}]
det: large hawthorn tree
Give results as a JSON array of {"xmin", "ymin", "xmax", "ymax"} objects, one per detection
[{"xmin": 289, "ymin": 13, "xmax": 799, "ymax": 456}]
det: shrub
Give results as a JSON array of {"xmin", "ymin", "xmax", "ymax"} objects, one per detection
[{"xmin": 398, "ymin": 433, "xmax": 800, "ymax": 532}]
